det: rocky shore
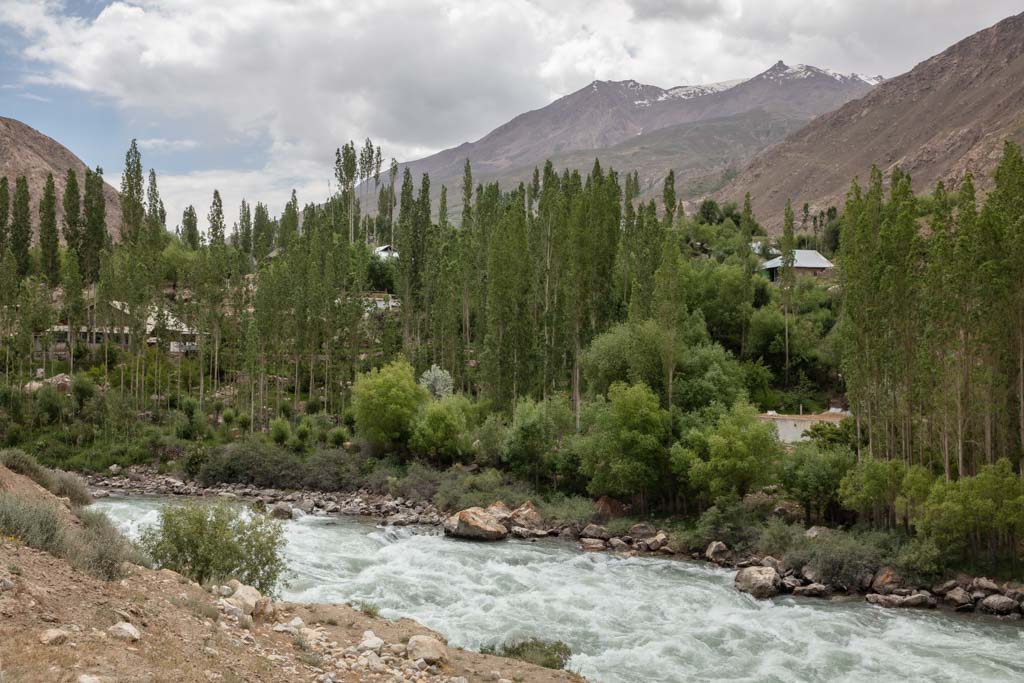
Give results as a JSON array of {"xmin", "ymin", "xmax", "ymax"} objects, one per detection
[{"xmin": 88, "ymin": 466, "xmax": 1024, "ymax": 625}]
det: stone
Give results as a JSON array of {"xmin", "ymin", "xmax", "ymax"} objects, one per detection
[
  {"xmin": 932, "ymin": 579, "xmax": 959, "ymax": 596},
  {"xmin": 705, "ymin": 541, "xmax": 731, "ymax": 564},
  {"xmin": 40, "ymin": 628, "xmax": 69, "ymax": 645},
  {"xmin": 760, "ymin": 556, "xmax": 783, "ymax": 573},
  {"xmin": 608, "ymin": 537, "xmax": 630, "ymax": 552},
  {"xmin": 227, "ymin": 585, "xmax": 262, "ymax": 615},
  {"xmin": 406, "ymin": 635, "xmax": 448, "ymax": 664},
  {"xmin": 735, "ymin": 566, "xmax": 781, "ymax": 599},
  {"xmin": 644, "ymin": 532, "xmax": 669, "ymax": 552},
  {"xmin": 579, "ymin": 523, "xmax": 611, "ymax": 540},
  {"xmin": 443, "ymin": 507, "xmax": 508, "ymax": 541},
  {"xmin": 269, "ymin": 502, "xmax": 292, "ymax": 519},
  {"xmin": 781, "ymin": 576, "xmax": 803, "ymax": 592},
  {"xmin": 358, "ymin": 630, "xmax": 384, "ymax": 654},
  {"xmin": 804, "ymin": 526, "xmax": 832, "ymax": 539},
  {"xmin": 77, "ymin": 676, "xmax": 102, "ymax": 683},
  {"xmin": 980, "ymin": 594, "xmax": 1019, "ymax": 615},
  {"xmin": 871, "ymin": 567, "xmax": 902, "ymax": 595},
  {"xmin": 900, "ymin": 593, "xmax": 931, "ymax": 608},
  {"xmin": 629, "ymin": 522, "xmax": 657, "ymax": 538},
  {"xmin": 945, "ymin": 586, "xmax": 973, "ymax": 610},
  {"xmin": 865, "ymin": 593, "xmax": 903, "ymax": 609},
  {"xmin": 0, "ymin": 576, "xmax": 14, "ymax": 592},
  {"xmin": 793, "ymin": 583, "xmax": 830, "ymax": 598},
  {"xmin": 510, "ymin": 525, "xmax": 547, "ymax": 539},
  {"xmin": 485, "ymin": 501, "xmax": 513, "ymax": 523},
  {"xmin": 971, "ymin": 577, "xmax": 1000, "ymax": 594},
  {"xmin": 508, "ymin": 501, "xmax": 542, "ymax": 529},
  {"xmin": 108, "ymin": 464, "xmax": 122, "ymax": 475},
  {"xmin": 579, "ymin": 538, "xmax": 606, "ymax": 551},
  {"xmin": 800, "ymin": 564, "xmax": 821, "ymax": 584},
  {"xmin": 108, "ymin": 621, "xmax": 141, "ymax": 642},
  {"xmin": 253, "ymin": 596, "xmax": 274, "ymax": 619}
]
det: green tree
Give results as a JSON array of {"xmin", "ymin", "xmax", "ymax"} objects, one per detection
[
  {"xmin": 145, "ymin": 168, "xmax": 165, "ymax": 246},
  {"xmin": 120, "ymin": 139, "xmax": 145, "ymax": 243},
  {"xmin": 181, "ymin": 205, "xmax": 200, "ymax": 249},
  {"xmin": 10, "ymin": 176, "xmax": 31, "ymax": 277},
  {"xmin": 62, "ymin": 251, "xmax": 85, "ymax": 374},
  {"xmin": 778, "ymin": 443, "xmax": 854, "ymax": 525},
  {"xmin": 0, "ymin": 176, "xmax": 8, "ymax": 254},
  {"xmin": 38, "ymin": 173, "xmax": 60, "ymax": 285},
  {"xmin": 61, "ymin": 169, "xmax": 82, "ymax": 254},
  {"xmin": 351, "ymin": 359, "xmax": 427, "ymax": 450},
  {"xmin": 81, "ymin": 167, "xmax": 108, "ymax": 283},
  {"xmin": 780, "ymin": 199, "xmax": 796, "ymax": 386},
  {"xmin": 207, "ymin": 190, "xmax": 225, "ymax": 246}
]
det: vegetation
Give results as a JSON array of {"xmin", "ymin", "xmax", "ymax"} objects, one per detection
[
  {"xmin": 139, "ymin": 501, "xmax": 287, "ymax": 594},
  {"xmin": 481, "ymin": 638, "xmax": 573, "ymax": 670},
  {"xmin": 2, "ymin": 135, "xmax": 1024, "ymax": 579}
]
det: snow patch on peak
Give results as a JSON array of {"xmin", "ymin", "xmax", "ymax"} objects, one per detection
[
  {"xmin": 760, "ymin": 62, "xmax": 883, "ymax": 86},
  {"xmin": 667, "ymin": 79, "xmax": 745, "ymax": 100}
]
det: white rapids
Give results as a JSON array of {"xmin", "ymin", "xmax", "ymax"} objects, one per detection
[{"xmin": 95, "ymin": 496, "xmax": 1024, "ymax": 683}]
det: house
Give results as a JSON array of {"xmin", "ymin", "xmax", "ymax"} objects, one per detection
[
  {"xmin": 759, "ymin": 408, "xmax": 850, "ymax": 443},
  {"xmin": 374, "ymin": 244, "xmax": 398, "ymax": 260},
  {"xmin": 46, "ymin": 301, "xmax": 198, "ymax": 358},
  {"xmin": 760, "ymin": 249, "xmax": 833, "ymax": 282}
]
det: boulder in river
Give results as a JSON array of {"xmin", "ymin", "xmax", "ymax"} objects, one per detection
[
  {"xmin": 944, "ymin": 586, "xmax": 974, "ymax": 611},
  {"xmin": 629, "ymin": 522, "xmax": 657, "ymax": 538},
  {"xmin": 579, "ymin": 538, "xmax": 606, "ymax": 552},
  {"xmin": 980, "ymin": 594, "xmax": 1019, "ymax": 615},
  {"xmin": 793, "ymin": 583, "xmax": 830, "ymax": 598},
  {"xmin": 705, "ymin": 541, "xmax": 731, "ymax": 565},
  {"xmin": 971, "ymin": 577, "xmax": 1000, "ymax": 595},
  {"xmin": 508, "ymin": 501, "xmax": 542, "ymax": 529},
  {"xmin": 735, "ymin": 566, "xmax": 781, "ymax": 599},
  {"xmin": 871, "ymin": 567, "xmax": 902, "ymax": 595},
  {"xmin": 443, "ymin": 507, "xmax": 508, "ymax": 541},
  {"xmin": 269, "ymin": 502, "xmax": 292, "ymax": 519},
  {"xmin": 485, "ymin": 501, "xmax": 513, "ymax": 524}
]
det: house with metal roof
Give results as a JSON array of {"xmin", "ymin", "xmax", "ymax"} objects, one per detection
[{"xmin": 760, "ymin": 249, "xmax": 834, "ymax": 282}]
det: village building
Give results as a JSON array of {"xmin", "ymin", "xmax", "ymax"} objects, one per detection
[{"xmin": 760, "ymin": 249, "xmax": 834, "ymax": 282}]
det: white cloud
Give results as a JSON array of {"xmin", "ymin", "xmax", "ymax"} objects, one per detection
[
  {"xmin": 136, "ymin": 137, "xmax": 198, "ymax": 152},
  {"xmin": 1, "ymin": 0, "xmax": 1020, "ymax": 222}
]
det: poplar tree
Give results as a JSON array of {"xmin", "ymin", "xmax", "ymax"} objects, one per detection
[
  {"xmin": 63, "ymin": 250, "xmax": 84, "ymax": 373},
  {"xmin": 120, "ymin": 139, "xmax": 145, "ymax": 243},
  {"xmin": 145, "ymin": 169, "xmax": 166, "ymax": 246},
  {"xmin": 0, "ymin": 177, "xmax": 9, "ymax": 255},
  {"xmin": 62, "ymin": 169, "xmax": 82, "ymax": 254},
  {"xmin": 663, "ymin": 169, "xmax": 677, "ymax": 226},
  {"xmin": 81, "ymin": 166, "xmax": 108, "ymax": 283},
  {"xmin": 238, "ymin": 199, "xmax": 253, "ymax": 254},
  {"xmin": 11, "ymin": 176, "xmax": 31, "ymax": 277},
  {"xmin": 38, "ymin": 172, "xmax": 59, "ymax": 286},
  {"xmin": 207, "ymin": 190, "xmax": 225, "ymax": 246},
  {"xmin": 780, "ymin": 199, "xmax": 796, "ymax": 386},
  {"xmin": 278, "ymin": 190, "xmax": 299, "ymax": 249},
  {"xmin": 181, "ymin": 205, "xmax": 200, "ymax": 249}
]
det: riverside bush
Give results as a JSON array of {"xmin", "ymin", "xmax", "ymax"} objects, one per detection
[
  {"xmin": 784, "ymin": 530, "xmax": 894, "ymax": 588},
  {"xmin": 140, "ymin": 501, "xmax": 287, "ymax": 595},
  {"xmin": 0, "ymin": 448, "xmax": 91, "ymax": 505},
  {"xmin": 686, "ymin": 495, "xmax": 761, "ymax": 552},
  {"xmin": 482, "ymin": 639, "xmax": 573, "ymax": 670},
  {"xmin": 73, "ymin": 509, "xmax": 148, "ymax": 580},
  {"xmin": 0, "ymin": 493, "xmax": 67, "ymax": 555}
]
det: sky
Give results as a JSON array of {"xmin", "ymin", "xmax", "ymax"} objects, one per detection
[{"xmin": 1, "ymin": 0, "xmax": 1021, "ymax": 229}]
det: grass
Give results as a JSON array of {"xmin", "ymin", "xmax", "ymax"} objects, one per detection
[
  {"xmin": 356, "ymin": 602, "xmax": 380, "ymax": 618},
  {"xmin": 0, "ymin": 448, "xmax": 92, "ymax": 506},
  {"xmin": 482, "ymin": 638, "xmax": 573, "ymax": 670},
  {"xmin": 0, "ymin": 493, "xmax": 67, "ymax": 556}
]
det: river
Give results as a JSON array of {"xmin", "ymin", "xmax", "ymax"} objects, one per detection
[{"xmin": 95, "ymin": 496, "xmax": 1024, "ymax": 683}]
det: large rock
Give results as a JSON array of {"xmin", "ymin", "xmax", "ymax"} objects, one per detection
[
  {"xmin": 608, "ymin": 537, "xmax": 631, "ymax": 552},
  {"xmin": 407, "ymin": 635, "xmax": 448, "ymax": 664},
  {"xmin": 485, "ymin": 501, "xmax": 513, "ymax": 524},
  {"xmin": 358, "ymin": 630, "xmax": 384, "ymax": 654},
  {"xmin": 227, "ymin": 585, "xmax": 262, "ymax": 615},
  {"xmin": 508, "ymin": 501, "xmax": 541, "ymax": 529},
  {"xmin": 443, "ymin": 507, "xmax": 508, "ymax": 541},
  {"xmin": 269, "ymin": 502, "xmax": 292, "ymax": 519},
  {"xmin": 871, "ymin": 567, "xmax": 902, "ymax": 595},
  {"xmin": 866, "ymin": 593, "xmax": 904, "ymax": 609},
  {"xmin": 705, "ymin": 541, "xmax": 731, "ymax": 564},
  {"xmin": 760, "ymin": 556, "xmax": 783, "ymax": 573},
  {"xmin": 980, "ymin": 594, "xmax": 1019, "ymax": 615},
  {"xmin": 804, "ymin": 526, "xmax": 832, "ymax": 539},
  {"xmin": 793, "ymin": 583, "xmax": 830, "ymax": 598},
  {"xmin": 108, "ymin": 622, "xmax": 141, "ymax": 642},
  {"xmin": 579, "ymin": 523, "xmax": 611, "ymax": 540},
  {"xmin": 971, "ymin": 577, "xmax": 1001, "ymax": 594},
  {"xmin": 945, "ymin": 586, "xmax": 974, "ymax": 611},
  {"xmin": 735, "ymin": 566, "xmax": 781, "ymax": 599},
  {"xmin": 579, "ymin": 538, "xmax": 606, "ymax": 551}
]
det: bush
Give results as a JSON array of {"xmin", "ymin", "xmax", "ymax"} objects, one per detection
[
  {"xmin": 471, "ymin": 414, "xmax": 506, "ymax": 468},
  {"xmin": 352, "ymin": 360, "xmax": 427, "ymax": 449},
  {"xmin": 221, "ymin": 407, "xmax": 236, "ymax": 426},
  {"xmin": 140, "ymin": 501, "xmax": 287, "ymax": 595},
  {"xmin": 0, "ymin": 493, "xmax": 67, "ymax": 555},
  {"xmin": 73, "ymin": 509, "xmax": 147, "ymax": 580},
  {"xmin": 326, "ymin": 426, "xmax": 348, "ymax": 448},
  {"xmin": 482, "ymin": 639, "xmax": 572, "ymax": 670},
  {"xmin": 432, "ymin": 467, "xmax": 533, "ymax": 512},
  {"xmin": 895, "ymin": 537, "xmax": 943, "ymax": 581},
  {"xmin": 755, "ymin": 518, "xmax": 804, "ymax": 557},
  {"xmin": 418, "ymin": 364, "xmax": 454, "ymax": 398},
  {"xmin": 49, "ymin": 469, "xmax": 92, "ymax": 506},
  {"xmin": 270, "ymin": 417, "xmax": 291, "ymax": 445},
  {"xmin": 409, "ymin": 395, "xmax": 471, "ymax": 466},
  {"xmin": 535, "ymin": 495, "xmax": 597, "ymax": 527},
  {"xmin": 784, "ymin": 530, "xmax": 892, "ymax": 588},
  {"xmin": 686, "ymin": 495, "xmax": 761, "ymax": 552},
  {"xmin": 388, "ymin": 461, "xmax": 443, "ymax": 501}
]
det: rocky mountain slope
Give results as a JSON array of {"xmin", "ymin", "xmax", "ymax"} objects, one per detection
[
  {"xmin": 0, "ymin": 116, "xmax": 121, "ymax": 242},
  {"xmin": 401, "ymin": 63, "xmax": 878, "ymax": 216},
  {"xmin": 719, "ymin": 12, "xmax": 1024, "ymax": 228}
]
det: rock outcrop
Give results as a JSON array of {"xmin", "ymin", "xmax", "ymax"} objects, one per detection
[
  {"xmin": 735, "ymin": 566, "xmax": 781, "ymax": 599},
  {"xmin": 442, "ymin": 507, "xmax": 509, "ymax": 541}
]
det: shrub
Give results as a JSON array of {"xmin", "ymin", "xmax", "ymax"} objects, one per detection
[
  {"xmin": 387, "ymin": 462, "xmax": 443, "ymax": 501},
  {"xmin": 784, "ymin": 530, "xmax": 892, "ymax": 588},
  {"xmin": 236, "ymin": 412, "xmax": 252, "ymax": 431},
  {"xmin": 895, "ymin": 537, "xmax": 943, "ymax": 581},
  {"xmin": 482, "ymin": 639, "xmax": 572, "ymax": 670},
  {"xmin": 71, "ymin": 373, "xmax": 97, "ymax": 409},
  {"xmin": 221, "ymin": 407, "xmax": 236, "ymax": 426},
  {"xmin": 326, "ymin": 426, "xmax": 348, "ymax": 448},
  {"xmin": 432, "ymin": 467, "xmax": 533, "ymax": 512},
  {"xmin": 34, "ymin": 386, "xmax": 65, "ymax": 426},
  {"xmin": 270, "ymin": 417, "xmax": 291, "ymax": 445},
  {"xmin": 686, "ymin": 495, "xmax": 761, "ymax": 552},
  {"xmin": 409, "ymin": 395, "xmax": 471, "ymax": 466},
  {"xmin": 755, "ymin": 518, "xmax": 804, "ymax": 557},
  {"xmin": 471, "ymin": 414, "xmax": 506, "ymax": 468},
  {"xmin": 140, "ymin": 501, "xmax": 287, "ymax": 595},
  {"xmin": 183, "ymin": 444, "xmax": 210, "ymax": 479},
  {"xmin": 535, "ymin": 495, "xmax": 597, "ymax": 527},
  {"xmin": 0, "ymin": 493, "xmax": 67, "ymax": 556},
  {"xmin": 352, "ymin": 360, "xmax": 427, "ymax": 449},
  {"xmin": 73, "ymin": 509, "xmax": 147, "ymax": 580},
  {"xmin": 49, "ymin": 469, "xmax": 92, "ymax": 506},
  {"xmin": 418, "ymin": 364, "xmax": 454, "ymax": 398},
  {"xmin": 1, "ymin": 448, "xmax": 54, "ymax": 488}
]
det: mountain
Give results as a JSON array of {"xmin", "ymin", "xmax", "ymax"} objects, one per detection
[
  {"xmin": 400, "ymin": 61, "xmax": 878, "ymax": 217},
  {"xmin": 719, "ymin": 13, "xmax": 1024, "ymax": 228},
  {"xmin": 0, "ymin": 117, "xmax": 121, "ymax": 242}
]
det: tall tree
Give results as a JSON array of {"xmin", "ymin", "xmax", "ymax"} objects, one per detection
[
  {"xmin": 62, "ymin": 250, "xmax": 84, "ymax": 374},
  {"xmin": 181, "ymin": 205, "xmax": 200, "ymax": 249},
  {"xmin": 120, "ymin": 139, "xmax": 145, "ymax": 243},
  {"xmin": 10, "ymin": 176, "xmax": 31, "ymax": 277},
  {"xmin": 238, "ymin": 199, "xmax": 253, "ymax": 255},
  {"xmin": 145, "ymin": 169, "xmax": 166, "ymax": 246},
  {"xmin": 0, "ymin": 177, "xmax": 9, "ymax": 255},
  {"xmin": 81, "ymin": 167, "xmax": 108, "ymax": 283},
  {"xmin": 38, "ymin": 173, "xmax": 59, "ymax": 285},
  {"xmin": 62, "ymin": 169, "xmax": 82, "ymax": 254},
  {"xmin": 780, "ymin": 199, "xmax": 796, "ymax": 386},
  {"xmin": 663, "ymin": 169, "xmax": 677, "ymax": 226},
  {"xmin": 207, "ymin": 190, "xmax": 225, "ymax": 246}
]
